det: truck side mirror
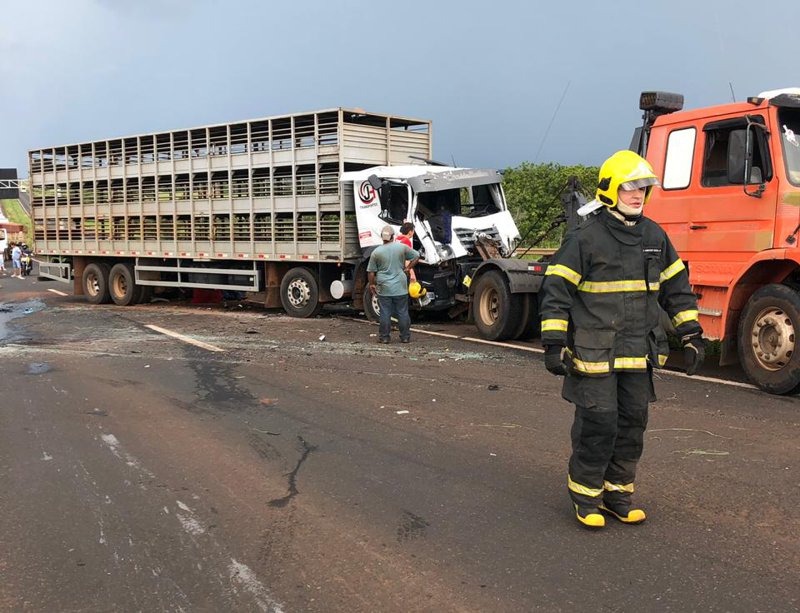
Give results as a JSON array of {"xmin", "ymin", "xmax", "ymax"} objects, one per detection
[{"xmin": 367, "ymin": 175, "xmax": 382, "ymax": 191}]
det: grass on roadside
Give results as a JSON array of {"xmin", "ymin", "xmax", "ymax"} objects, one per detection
[{"xmin": 0, "ymin": 198, "xmax": 32, "ymax": 240}]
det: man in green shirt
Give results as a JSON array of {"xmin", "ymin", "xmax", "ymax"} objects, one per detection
[{"xmin": 367, "ymin": 225, "xmax": 420, "ymax": 343}]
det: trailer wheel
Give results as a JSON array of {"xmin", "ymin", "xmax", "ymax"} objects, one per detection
[
  {"xmin": 280, "ymin": 267, "xmax": 323, "ymax": 318},
  {"xmin": 513, "ymin": 293, "xmax": 540, "ymax": 340},
  {"xmin": 83, "ymin": 262, "xmax": 111, "ymax": 305},
  {"xmin": 738, "ymin": 284, "xmax": 800, "ymax": 394},
  {"xmin": 136, "ymin": 284, "xmax": 152, "ymax": 305},
  {"xmin": 472, "ymin": 270, "xmax": 524, "ymax": 341},
  {"xmin": 363, "ymin": 286, "xmax": 380, "ymax": 322},
  {"xmin": 109, "ymin": 263, "xmax": 138, "ymax": 306}
]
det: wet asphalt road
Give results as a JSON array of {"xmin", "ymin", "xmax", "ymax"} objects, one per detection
[{"xmin": 1, "ymin": 277, "xmax": 799, "ymax": 612}]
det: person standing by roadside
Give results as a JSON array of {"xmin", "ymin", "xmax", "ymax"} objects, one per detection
[
  {"xmin": 0, "ymin": 230, "xmax": 7, "ymax": 275},
  {"xmin": 539, "ymin": 150, "xmax": 704, "ymax": 530},
  {"xmin": 10, "ymin": 242, "xmax": 23, "ymax": 279},
  {"xmin": 368, "ymin": 225, "xmax": 420, "ymax": 344},
  {"xmin": 396, "ymin": 222, "xmax": 417, "ymax": 282}
]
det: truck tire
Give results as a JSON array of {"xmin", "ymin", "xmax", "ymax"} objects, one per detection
[
  {"xmin": 363, "ymin": 286, "xmax": 380, "ymax": 322},
  {"xmin": 135, "ymin": 284, "xmax": 152, "ymax": 305},
  {"xmin": 109, "ymin": 263, "xmax": 138, "ymax": 306},
  {"xmin": 280, "ymin": 267, "xmax": 323, "ymax": 318},
  {"xmin": 472, "ymin": 270, "xmax": 524, "ymax": 341},
  {"xmin": 83, "ymin": 262, "xmax": 112, "ymax": 305},
  {"xmin": 513, "ymin": 293, "xmax": 540, "ymax": 340},
  {"xmin": 737, "ymin": 283, "xmax": 800, "ymax": 394}
]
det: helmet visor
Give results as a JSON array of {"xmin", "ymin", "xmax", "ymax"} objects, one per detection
[{"xmin": 619, "ymin": 177, "xmax": 659, "ymax": 191}]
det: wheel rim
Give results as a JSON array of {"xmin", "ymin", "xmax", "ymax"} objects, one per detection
[
  {"xmin": 87, "ymin": 273, "xmax": 100, "ymax": 297},
  {"xmin": 112, "ymin": 274, "xmax": 127, "ymax": 298},
  {"xmin": 370, "ymin": 293, "xmax": 380, "ymax": 316},
  {"xmin": 750, "ymin": 306, "xmax": 795, "ymax": 371},
  {"xmin": 287, "ymin": 278, "xmax": 311, "ymax": 308},
  {"xmin": 478, "ymin": 287, "xmax": 500, "ymax": 324}
]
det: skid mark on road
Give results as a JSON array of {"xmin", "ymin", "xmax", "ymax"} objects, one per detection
[
  {"xmin": 269, "ymin": 435, "xmax": 317, "ymax": 508},
  {"xmin": 396, "ymin": 510, "xmax": 430, "ymax": 542}
]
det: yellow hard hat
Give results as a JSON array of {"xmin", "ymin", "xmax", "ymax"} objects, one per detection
[
  {"xmin": 409, "ymin": 281, "xmax": 426, "ymax": 299},
  {"xmin": 596, "ymin": 150, "xmax": 660, "ymax": 208}
]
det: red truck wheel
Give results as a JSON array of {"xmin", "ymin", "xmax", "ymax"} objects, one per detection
[{"xmin": 737, "ymin": 284, "xmax": 800, "ymax": 394}]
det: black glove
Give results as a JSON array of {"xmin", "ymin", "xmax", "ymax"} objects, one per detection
[
  {"xmin": 544, "ymin": 344, "xmax": 567, "ymax": 376},
  {"xmin": 682, "ymin": 336, "xmax": 705, "ymax": 376}
]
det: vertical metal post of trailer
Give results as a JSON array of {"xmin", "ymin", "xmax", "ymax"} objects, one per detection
[
  {"xmin": 290, "ymin": 115, "xmax": 297, "ymax": 255},
  {"xmin": 338, "ymin": 109, "xmax": 345, "ymax": 258},
  {"xmin": 314, "ymin": 111, "xmax": 321, "ymax": 257}
]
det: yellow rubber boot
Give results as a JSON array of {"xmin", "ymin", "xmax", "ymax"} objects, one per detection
[
  {"xmin": 574, "ymin": 505, "xmax": 605, "ymax": 529},
  {"xmin": 599, "ymin": 502, "xmax": 646, "ymax": 524}
]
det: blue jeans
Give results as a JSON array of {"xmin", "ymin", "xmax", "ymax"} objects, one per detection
[{"xmin": 378, "ymin": 294, "xmax": 410, "ymax": 341}]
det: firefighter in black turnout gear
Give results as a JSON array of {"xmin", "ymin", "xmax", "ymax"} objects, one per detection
[{"xmin": 540, "ymin": 150, "xmax": 704, "ymax": 529}]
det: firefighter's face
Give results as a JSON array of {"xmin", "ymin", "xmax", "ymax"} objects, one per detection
[{"xmin": 617, "ymin": 187, "xmax": 645, "ymax": 216}]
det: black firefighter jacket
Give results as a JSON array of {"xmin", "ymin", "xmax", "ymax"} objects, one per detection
[{"xmin": 539, "ymin": 210, "xmax": 702, "ymax": 377}]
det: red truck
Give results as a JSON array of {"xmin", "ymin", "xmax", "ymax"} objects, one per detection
[{"xmin": 637, "ymin": 88, "xmax": 800, "ymax": 393}]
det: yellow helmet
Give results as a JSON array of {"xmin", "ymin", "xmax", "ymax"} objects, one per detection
[
  {"xmin": 409, "ymin": 281, "xmax": 426, "ymax": 299},
  {"xmin": 596, "ymin": 150, "xmax": 660, "ymax": 208}
]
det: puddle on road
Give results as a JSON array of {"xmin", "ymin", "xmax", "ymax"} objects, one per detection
[
  {"xmin": 27, "ymin": 362, "xmax": 52, "ymax": 375},
  {"xmin": 0, "ymin": 299, "xmax": 45, "ymax": 343}
]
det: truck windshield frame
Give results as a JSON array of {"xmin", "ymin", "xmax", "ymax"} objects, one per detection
[{"xmin": 778, "ymin": 108, "xmax": 800, "ymax": 187}]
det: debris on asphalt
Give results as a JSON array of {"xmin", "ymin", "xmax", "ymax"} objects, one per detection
[
  {"xmin": 319, "ymin": 334, "xmax": 326, "ymax": 341},
  {"xmin": 245, "ymin": 328, "xmax": 259, "ymax": 334},
  {"xmin": 144, "ymin": 364, "xmax": 150, "ymax": 368},
  {"xmin": 259, "ymin": 398, "xmax": 278, "ymax": 406},
  {"xmin": 488, "ymin": 384, "xmax": 500, "ymax": 391},
  {"xmin": 396, "ymin": 410, "xmax": 409, "ymax": 415}
]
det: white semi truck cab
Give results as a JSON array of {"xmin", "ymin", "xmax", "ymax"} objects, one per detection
[
  {"xmin": 341, "ymin": 164, "xmax": 521, "ymax": 317},
  {"xmin": 345, "ymin": 165, "xmax": 518, "ymax": 263}
]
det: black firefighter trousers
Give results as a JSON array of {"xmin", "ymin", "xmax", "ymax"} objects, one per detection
[{"xmin": 562, "ymin": 370, "xmax": 654, "ymax": 509}]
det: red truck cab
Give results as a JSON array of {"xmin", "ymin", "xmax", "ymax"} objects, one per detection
[{"xmin": 642, "ymin": 89, "xmax": 800, "ymax": 393}]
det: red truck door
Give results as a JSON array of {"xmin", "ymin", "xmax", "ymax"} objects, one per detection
[{"xmin": 686, "ymin": 114, "xmax": 778, "ymax": 264}]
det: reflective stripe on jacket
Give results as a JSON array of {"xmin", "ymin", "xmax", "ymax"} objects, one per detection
[{"xmin": 539, "ymin": 210, "xmax": 702, "ymax": 376}]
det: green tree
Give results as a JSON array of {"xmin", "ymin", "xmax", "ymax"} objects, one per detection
[{"xmin": 503, "ymin": 163, "xmax": 598, "ymax": 248}]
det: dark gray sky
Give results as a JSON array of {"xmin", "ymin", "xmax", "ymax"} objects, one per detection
[{"xmin": 0, "ymin": 0, "xmax": 795, "ymax": 176}]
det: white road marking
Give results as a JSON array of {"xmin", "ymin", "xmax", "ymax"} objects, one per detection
[
  {"xmin": 175, "ymin": 500, "xmax": 205, "ymax": 535},
  {"xmin": 47, "ymin": 288, "xmax": 68, "ymax": 296},
  {"xmin": 344, "ymin": 316, "xmax": 759, "ymax": 391},
  {"xmin": 144, "ymin": 324, "xmax": 225, "ymax": 352},
  {"xmin": 229, "ymin": 559, "xmax": 285, "ymax": 613},
  {"xmin": 99, "ymin": 433, "xmax": 155, "ymax": 479}
]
